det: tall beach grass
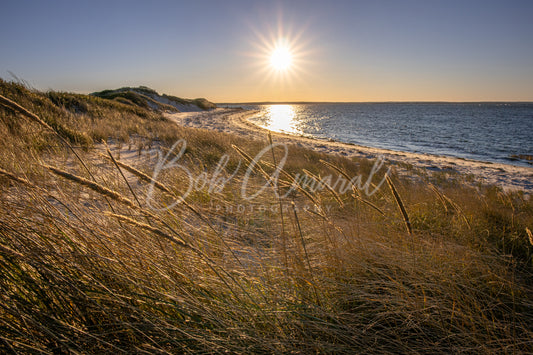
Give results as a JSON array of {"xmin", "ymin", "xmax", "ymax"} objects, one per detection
[{"xmin": 0, "ymin": 80, "xmax": 532, "ymax": 353}]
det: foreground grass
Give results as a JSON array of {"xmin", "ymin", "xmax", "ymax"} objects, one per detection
[{"xmin": 0, "ymin": 80, "xmax": 532, "ymax": 354}]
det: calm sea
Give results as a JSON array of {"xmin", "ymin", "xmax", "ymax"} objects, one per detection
[{"xmin": 235, "ymin": 103, "xmax": 533, "ymax": 167}]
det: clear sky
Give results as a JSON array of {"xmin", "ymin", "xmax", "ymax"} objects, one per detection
[{"xmin": 1, "ymin": 0, "xmax": 532, "ymax": 102}]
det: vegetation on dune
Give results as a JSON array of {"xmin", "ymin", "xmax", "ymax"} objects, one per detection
[
  {"xmin": 0, "ymin": 79, "xmax": 532, "ymax": 353},
  {"xmin": 91, "ymin": 85, "xmax": 217, "ymax": 112}
]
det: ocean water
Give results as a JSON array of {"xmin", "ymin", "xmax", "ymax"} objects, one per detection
[{"xmin": 238, "ymin": 103, "xmax": 533, "ymax": 167}]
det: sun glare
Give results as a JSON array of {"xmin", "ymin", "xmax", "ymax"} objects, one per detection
[
  {"xmin": 270, "ymin": 45, "xmax": 293, "ymax": 71},
  {"xmin": 248, "ymin": 21, "xmax": 309, "ymax": 87}
]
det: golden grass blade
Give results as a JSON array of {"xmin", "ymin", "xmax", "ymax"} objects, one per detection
[
  {"xmin": 353, "ymin": 194, "xmax": 386, "ymax": 216},
  {"xmin": 0, "ymin": 243, "xmax": 24, "ymax": 258},
  {"xmin": 319, "ymin": 159, "xmax": 358, "ymax": 193},
  {"xmin": 43, "ymin": 164, "xmax": 190, "ymax": 245},
  {"xmin": 429, "ymin": 183, "xmax": 471, "ymax": 229},
  {"xmin": 302, "ymin": 168, "xmax": 344, "ymax": 206},
  {"xmin": 231, "ymin": 144, "xmax": 273, "ymax": 186},
  {"xmin": 386, "ymin": 175, "xmax": 413, "ymax": 236},
  {"xmin": 291, "ymin": 201, "xmax": 321, "ymax": 306},
  {"xmin": 44, "ymin": 164, "xmax": 137, "ymax": 209},
  {"xmin": 267, "ymin": 133, "xmax": 288, "ymax": 268},
  {"xmin": 98, "ymin": 152, "xmax": 172, "ymax": 194},
  {"xmin": 428, "ymin": 183, "xmax": 449, "ymax": 213},
  {"xmin": 526, "ymin": 227, "xmax": 533, "ymax": 246},
  {"xmin": 0, "ymin": 167, "xmax": 36, "ymax": 188},
  {"xmin": 99, "ymin": 151, "xmax": 205, "ymax": 224},
  {"xmin": 0, "ymin": 94, "xmax": 96, "ymax": 180},
  {"xmin": 0, "ymin": 94, "xmax": 53, "ymax": 131},
  {"xmin": 319, "ymin": 159, "xmax": 385, "ymax": 216},
  {"xmin": 105, "ymin": 144, "xmax": 142, "ymax": 208},
  {"xmin": 105, "ymin": 212, "xmax": 189, "ymax": 249}
]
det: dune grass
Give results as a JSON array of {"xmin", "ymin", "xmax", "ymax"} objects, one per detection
[{"xmin": 0, "ymin": 80, "xmax": 532, "ymax": 353}]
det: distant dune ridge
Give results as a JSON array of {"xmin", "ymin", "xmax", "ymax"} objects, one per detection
[{"xmin": 91, "ymin": 86, "xmax": 217, "ymax": 112}]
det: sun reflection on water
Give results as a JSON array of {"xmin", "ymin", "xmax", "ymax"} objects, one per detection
[{"xmin": 265, "ymin": 105, "xmax": 299, "ymax": 134}]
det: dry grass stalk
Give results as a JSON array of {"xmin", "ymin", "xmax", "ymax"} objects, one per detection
[
  {"xmin": 267, "ymin": 133, "xmax": 292, "ymax": 270},
  {"xmin": 105, "ymin": 212, "xmax": 189, "ymax": 249},
  {"xmin": 386, "ymin": 175, "xmax": 413, "ymax": 236},
  {"xmin": 43, "ymin": 164, "xmax": 188, "ymax": 244},
  {"xmin": 429, "ymin": 183, "xmax": 471, "ymax": 229},
  {"xmin": 0, "ymin": 93, "xmax": 53, "ymax": 131},
  {"xmin": 105, "ymin": 145, "xmax": 142, "ymax": 208},
  {"xmin": 320, "ymin": 159, "xmax": 385, "ymax": 216},
  {"xmin": 98, "ymin": 152, "xmax": 245, "ymax": 266},
  {"xmin": 290, "ymin": 201, "xmax": 321, "ymax": 306},
  {"xmin": 43, "ymin": 164, "xmax": 137, "ymax": 209},
  {"xmin": 98, "ymin": 152, "xmax": 172, "ymax": 194},
  {"xmin": 0, "ymin": 93, "xmax": 98, "ymax": 186},
  {"xmin": 232, "ymin": 144, "xmax": 274, "ymax": 187},
  {"xmin": 99, "ymin": 151, "xmax": 208, "ymax": 221},
  {"xmin": 0, "ymin": 167, "xmax": 35, "ymax": 188},
  {"xmin": 302, "ymin": 168, "xmax": 344, "ymax": 206}
]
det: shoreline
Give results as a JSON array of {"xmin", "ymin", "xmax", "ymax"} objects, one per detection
[{"xmin": 166, "ymin": 108, "xmax": 533, "ymax": 194}]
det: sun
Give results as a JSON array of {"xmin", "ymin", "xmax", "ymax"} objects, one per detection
[
  {"xmin": 248, "ymin": 25, "xmax": 309, "ymax": 84},
  {"xmin": 270, "ymin": 44, "xmax": 293, "ymax": 71}
]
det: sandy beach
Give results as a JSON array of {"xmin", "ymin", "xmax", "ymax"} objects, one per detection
[{"xmin": 167, "ymin": 108, "xmax": 533, "ymax": 194}]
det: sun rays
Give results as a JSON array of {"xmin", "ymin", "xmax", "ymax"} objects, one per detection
[{"xmin": 246, "ymin": 18, "xmax": 311, "ymax": 87}]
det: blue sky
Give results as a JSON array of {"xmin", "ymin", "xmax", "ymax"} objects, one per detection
[{"xmin": 1, "ymin": 0, "xmax": 532, "ymax": 101}]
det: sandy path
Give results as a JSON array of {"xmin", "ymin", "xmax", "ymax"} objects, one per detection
[{"xmin": 166, "ymin": 108, "xmax": 533, "ymax": 194}]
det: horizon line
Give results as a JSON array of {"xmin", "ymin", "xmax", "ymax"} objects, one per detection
[{"xmin": 217, "ymin": 100, "xmax": 533, "ymax": 105}]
